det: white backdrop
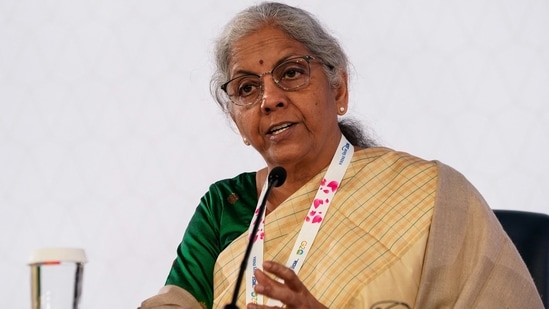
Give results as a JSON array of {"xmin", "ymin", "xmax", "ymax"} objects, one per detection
[{"xmin": 1, "ymin": 0, "xmax": 548, "ymax": 307}]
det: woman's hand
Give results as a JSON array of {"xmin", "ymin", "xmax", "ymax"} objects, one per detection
[{"xmin": 246, "ymin": 261, "xmax": 328, "ymax": 309}]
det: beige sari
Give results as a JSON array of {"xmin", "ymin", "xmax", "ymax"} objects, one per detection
[{"xmin": 140, "ymin": 148, "xmax": 543, "ymax": 309}]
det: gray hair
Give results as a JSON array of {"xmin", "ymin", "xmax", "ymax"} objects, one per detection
[
  {"xmin": 210, "ymin": 2, "xmax": 349, "ymax": 114},
  {"xmin": 209, "ymin": 2, "xmax": 378, "ymax": 148}
]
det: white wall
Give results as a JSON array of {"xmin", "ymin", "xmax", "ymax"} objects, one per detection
[{"xmin": 1, "ymin": 0, "xmax": 548, "ymax": 307}]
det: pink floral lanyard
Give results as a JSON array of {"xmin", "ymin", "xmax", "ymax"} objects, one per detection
[{"xmin": 246, "ymin": 135, "xmax": 354, "ymax": 306}]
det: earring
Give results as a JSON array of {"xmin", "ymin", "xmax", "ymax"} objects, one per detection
[
  {"xmin": 339, "ymin": 106, "xmax": 346, "ymax": 114},
  {"xmin": 243, "ymin": 137, "xmax": 250, "ymax": 146}
]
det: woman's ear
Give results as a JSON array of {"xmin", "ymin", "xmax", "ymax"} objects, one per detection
[
  {"xmin": 334, "ymin": 71, "xmax": 349, "ymax": 114},
  {"xmin": 229, "ymin": 110, "xmax": 250, "ymax": 146}
]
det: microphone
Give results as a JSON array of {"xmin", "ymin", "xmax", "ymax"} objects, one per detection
[{"xmin": 224, "ymin": 166, "xmax": 287, "ymax": 309}]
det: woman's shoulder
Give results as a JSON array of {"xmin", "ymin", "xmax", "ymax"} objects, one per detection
[
  {"xmin": 208, "ymin": 171, "xmax": 257, "ymax": 193},
  {"xmin": 354, "ymin": 146, "xmax": 438, "ymax": 168},
  {"xmin": 199, "ymin": 171, "xmax": 258, "ymax": 216},
  {"xmin": 354, "ymin": 147, "xmax": 478, "ymax": 192}
]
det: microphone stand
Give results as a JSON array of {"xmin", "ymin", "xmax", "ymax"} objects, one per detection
[{"xmin": 223, "ymin": 167, "xmax": 286, "ymax": 309}]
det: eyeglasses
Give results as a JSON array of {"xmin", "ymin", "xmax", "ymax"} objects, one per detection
[{"xmin": 221, "ymin": 55, "xmax": 318, "ymax": 106}]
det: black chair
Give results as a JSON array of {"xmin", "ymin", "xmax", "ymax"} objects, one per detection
[{"xmin": 493, "ymin": 209, "xmax": 549, "ymax": 308}]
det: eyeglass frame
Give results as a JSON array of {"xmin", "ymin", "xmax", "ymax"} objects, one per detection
[{"xmin": 220, "ymin": 55, "xmax": 329, "ymax": 107}]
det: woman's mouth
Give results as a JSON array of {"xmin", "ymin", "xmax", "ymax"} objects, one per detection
[{"xmin": 268, "ymin": 123, "xmax": 293, "ymax": 135}]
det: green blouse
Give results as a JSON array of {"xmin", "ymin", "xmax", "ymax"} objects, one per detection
[{"xmin": 165, "ymin": 172, "xmax": 258, "ymax": 309}]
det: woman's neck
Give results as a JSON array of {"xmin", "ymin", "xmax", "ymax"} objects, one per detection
[{"xmin": 257, "ymin": 153, "xmax": 334, "ymax": 214}]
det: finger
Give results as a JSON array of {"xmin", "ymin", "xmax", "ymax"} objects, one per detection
[
  {"xmin": 259, "ymin": 261, "xmax": 311, "ymax": 307},
  {"xmin": 263, "ymin": 261, "xmax": 304, "ymax": 291},
  {"xmin": 253, "ymin": 267, "xmax": 285, "ymax": 295},
  {"xmin": 254, "ymin": 266, "xmax": 301, "ymax": 306},
  {"xmin": 246, "ymin": 303, "xmax": 281, "ymax": 309}
]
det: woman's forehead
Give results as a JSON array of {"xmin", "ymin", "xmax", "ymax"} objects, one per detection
[{"xmin": 228, "ymin": 27, "xmax": 309, "ymax": 73}]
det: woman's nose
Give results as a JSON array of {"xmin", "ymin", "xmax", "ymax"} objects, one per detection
[{"xmin": 260, "ymin": 75, "xmax": 287, "ymax": 114}]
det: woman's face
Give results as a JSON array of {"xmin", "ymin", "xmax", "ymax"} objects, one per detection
[{"xmin": 228, "ymin": 26, "xmax": 348, "ymax": 170}]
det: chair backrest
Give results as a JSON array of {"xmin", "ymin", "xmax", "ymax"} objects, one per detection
[{"xmin": 493, "ymin": 209, "xmax": 549, "ymax": 308}]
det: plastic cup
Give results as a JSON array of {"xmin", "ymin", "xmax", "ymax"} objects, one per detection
[{"xmin": 28, "ymin": 248, "xmax": 87, "ymax": 309}]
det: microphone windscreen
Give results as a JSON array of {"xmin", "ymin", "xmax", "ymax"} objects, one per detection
[{"xmin": 268, "ymin": 166, "xmax": 287, "ymax": 187}]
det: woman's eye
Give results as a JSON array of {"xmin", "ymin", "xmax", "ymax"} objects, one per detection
[
  {"xmin": 282, "ymin": 67, "xmax": 305, "ymax": 80},
  {"xmin": 285, "ymin": 69, "xmax": 299, "ymax": 78},
  {"xmin": 238, "ymin": 82, "xmax": 258, "ymax": 97}
]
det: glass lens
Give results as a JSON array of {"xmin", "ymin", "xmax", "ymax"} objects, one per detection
[
  {"xmin": 225, "ymin": 75, "xmax": 261, "ymax": 105},
  {"xmin": 273, "ymin": 58, "xmax": 310, "ymax": 90}
]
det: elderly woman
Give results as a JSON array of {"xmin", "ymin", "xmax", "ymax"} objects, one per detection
[{"xmin": 140, "ymin": 2, "xmax": 542, "ymax": 309}]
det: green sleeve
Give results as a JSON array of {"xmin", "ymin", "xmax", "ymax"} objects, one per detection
[{"xmin": 165, "ymin": 172, "xmax": 257, "ymax": 309}]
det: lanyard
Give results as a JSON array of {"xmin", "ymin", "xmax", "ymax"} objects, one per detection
[{"xmin": 246, "ymin": 135, "xmax": 354, "ymax": 306}]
